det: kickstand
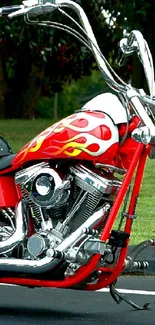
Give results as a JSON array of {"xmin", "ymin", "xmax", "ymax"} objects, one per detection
[{"xmin": 109, "ymin": 281, "xmax": 151, "ymax": 311}]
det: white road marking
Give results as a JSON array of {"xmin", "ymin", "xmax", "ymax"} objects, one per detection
[
  {"xmin": 0, "ymin": 283, "xmax": 17, "ymax": 286},
  {"xmin": 97, "ymin": 288, "xmax": 155, "ymax": 295},
  {"xmin": 0, "ymin": 283, "xmax": 155, "ymax": 295}
]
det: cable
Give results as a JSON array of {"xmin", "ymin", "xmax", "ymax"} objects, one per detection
[{"xmin": 25, "ymin": 15, "xmax": 92, "ymax": 51}]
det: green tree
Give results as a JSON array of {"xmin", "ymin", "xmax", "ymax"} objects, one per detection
[
  {"xmin": 0, "ymin": 0, "xmax": 106, "ymax": 118},
  {"xmin": 0, "ymin": 0, "xmax": 47, "ymax": 118},
  {"xmin": 0, "ymin": 0, "xmax": 154, "ymax": 119}
]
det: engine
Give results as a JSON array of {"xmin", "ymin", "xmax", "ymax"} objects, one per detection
[{"xmin": 0, "ymin": 161, "xmax": 122, "ymax": 264}]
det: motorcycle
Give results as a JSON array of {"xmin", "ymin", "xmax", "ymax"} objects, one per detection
[{"xmin": 0, "ymin": 0, "xmax": 155, "ymax": 310}]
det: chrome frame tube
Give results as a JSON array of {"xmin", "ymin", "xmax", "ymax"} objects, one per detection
[
  {"xmin": 0, "ymin": 201, "xmax": 27, "ymax": 254},
  {"xmin": 0, "ymin": 205, "xmax": 106, "ymax": 273},
  {"xmin": 127, "ymin": 89, "xmax": 155, "ymax": 131}
]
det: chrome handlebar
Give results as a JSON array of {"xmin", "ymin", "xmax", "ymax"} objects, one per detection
[
  {"xmin": 1, "ymin": 0, "xmax": 115, "ymax": 80},
  {"xmin": 1, "ymin": 1, "xmax": 155, "ymax": 96},
  {"xmin": 119, "ymin": 30, "xmax": 155, "ymax": 97},
  {"xmin": 1, "ymin": 0, "xmax": 155, "ymax": 142}
]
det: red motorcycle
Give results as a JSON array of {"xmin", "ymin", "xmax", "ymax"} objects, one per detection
[{"xmin": 0, "ymin": 0, "xmax": 155, "ymax": 310}]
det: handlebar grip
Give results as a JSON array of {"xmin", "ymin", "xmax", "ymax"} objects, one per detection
[{"xmin": 0, "ymin": 5, "xmax": 23, "ymax": 16}]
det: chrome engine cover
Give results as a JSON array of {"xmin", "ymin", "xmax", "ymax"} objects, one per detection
[
  {"xmin": 15, "ymin": 162, "xmax": 71, "ymax": 208},
  {"xmin": 0, "ymin": 161, "xmax": 123, "ymax": 275},
  {"xmin": 70, "ymin": 164, "xmax": 122, "ymax": 196}
]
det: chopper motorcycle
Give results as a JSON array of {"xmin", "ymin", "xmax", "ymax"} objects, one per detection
[{"xmin": 0, "ymin": 0, "xmax": 155, "ymax": 310}]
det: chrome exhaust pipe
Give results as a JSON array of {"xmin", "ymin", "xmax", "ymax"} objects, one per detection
[
  {"xmin": 0, "ymin": 204, "xmax": 109, "ymax": 274},
  {"xmin": 0, "ymin": 201, "xmax": 27, "ymax": 254}
]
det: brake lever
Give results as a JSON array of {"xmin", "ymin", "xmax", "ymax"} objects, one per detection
[
  {"xmin": 117, "ymin": 37, "xmax": 138, "ymax": 67},
  {"xmin": 8, "ymin": 7, "xmax": 31, "ymax": 18},
  {"xmin": 8, "ymin": 3, "xmax": 58, "ymax": 18},
  {"xmin": 117, "ymin": 49, "xmax": 127, "ymax": 67},
  {"xmin": 119, "ymin": 37, "xmax": 137, "ymax": 57},
  {"xmin": 0, "ymin": 5, "xmax": 24, "ymax": 16}
]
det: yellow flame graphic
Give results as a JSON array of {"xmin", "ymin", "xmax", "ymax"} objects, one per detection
[
  {"xmin": 50, "ymin": 134, "xmax": 101, "ymax": 157},
  {"xmin": 51, "ymin": 142, "xmax": 87, "ymax": 157},
  {"xmin": 16, "ymin": 112, "xmax": 114, "ymax": 162}
]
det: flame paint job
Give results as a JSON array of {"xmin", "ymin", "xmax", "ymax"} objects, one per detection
[{"xmin": 12, "ymin": 111, "xmax": 119, "ymax": 168}]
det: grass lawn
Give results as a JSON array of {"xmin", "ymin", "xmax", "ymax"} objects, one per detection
[
  {"xmin": 0, "ymin": 119, "xmax": 154, "ymax": 245},
  {"xmin": 0, "ymin": 119, "xmax": 51, "ymax": 152},
  {"xmin": 130, "ymin": 159, "xmax": 155, "ymax": 244}
]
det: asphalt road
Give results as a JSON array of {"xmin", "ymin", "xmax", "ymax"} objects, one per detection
[{"xmin": 0, "ymin": 276, "xmax": 155, "ymax": 325}]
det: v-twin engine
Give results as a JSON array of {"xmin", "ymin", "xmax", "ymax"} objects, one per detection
[{"xmin": 0, "ymin": 161, "xmax": 122, "ymax": 276}]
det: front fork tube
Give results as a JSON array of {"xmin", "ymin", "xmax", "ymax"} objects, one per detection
[
  {"xmin": 86, "ymin": 143, "xmax": 149, "ymax": 291},
  {"xmin": 124, "ymin": 145, "xmax": 149, "ymax": 234}
]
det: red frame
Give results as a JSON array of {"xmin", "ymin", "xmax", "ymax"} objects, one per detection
[
  {"xmin": 0, "ymin": 176, "xmax": 19, "ymax": 207},
  {"xmin": 0, "ymin": 142, "xmax": 149, "ymax": 289}
]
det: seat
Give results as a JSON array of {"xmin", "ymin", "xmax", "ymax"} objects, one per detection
[{"xmin": 0, "ymin": 154, "xmax": 16, "ymax": 171}]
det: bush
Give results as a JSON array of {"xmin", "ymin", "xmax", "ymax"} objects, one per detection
[
  {"xmin": 35, "ymin": 96, "xmax": 54, "ymax": 118},
  {"xmin": 36, "ymin": 70, "xmax": 108, "ymax": 119}
]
